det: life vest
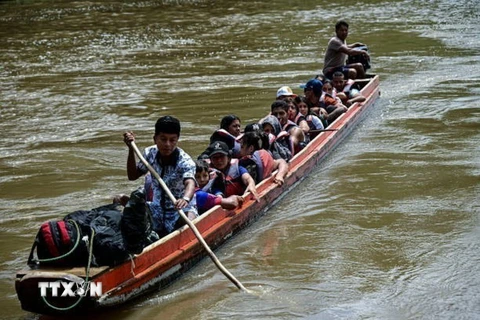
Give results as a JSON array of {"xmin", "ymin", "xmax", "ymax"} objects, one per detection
[
  {"xmin": 342, "ymin": 79, "xmax": 355, "ymax": 94},
  {"xmin": 239, "ymin": 149, "xmax": 276, "ymax": 183},
  {"xmin": 221, "ymin": 159, "xmax": 246, "ymax": 197},
  {"xmin": 293, "ymin": 113, "xmax": 306, "ymax": 126},
  {"xmin": 253, "ymin": 149, "xmax": 275, "ymax": 180},
  {"xmin": 320, "ymin": 92, "xmax": 338, "ymax": 107},
  {"xmin": 282, "ymin": 120, "xmax": 297, "ymax": 134}
]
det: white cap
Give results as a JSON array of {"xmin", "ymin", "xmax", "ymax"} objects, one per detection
[{"xmin": 276, "ymin": 86, "xmax": 297, "ymax": 98}]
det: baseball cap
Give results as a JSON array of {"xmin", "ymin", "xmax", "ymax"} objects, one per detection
[
  {"xmin": 300, "ymin": 79, "xmax": 323, "ymax": 96},
  {"xmin": 208, "ymin": 141, "xmax": 230, "ymax": 157},
  {"xmin": 276, "ymin": 86, "xmax": 297, "ymax": 98}
]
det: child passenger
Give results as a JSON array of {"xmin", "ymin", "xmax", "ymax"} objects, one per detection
[
  {"xmin": 320, "ymin": 80, "xmax": 342, "ymax": 109},
  {"xmin": 194, "ymin": 159, "xmax": 245, "ymax": 214},
  {"xmin": 208, "ymin": 141, "xmax": 259, "ymax": 200}
]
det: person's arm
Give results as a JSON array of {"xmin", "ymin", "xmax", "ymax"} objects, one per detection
[
  {"xmin": 338, "ymin": 45, "xmax": 369, "ymax": 58},
  {"xmin": 175, "ymin": 178, "xmax": 196, "ymax": 210},
  {"xmin": 346, "ymin": 93, "xmax": 366, "ymax": 107},
  {"xmin": 316, "ymin": 108, "xmax": 329, "ymax": 124},
  {"xmin": 197, "ymin": 191, "xmax": 243, "ymax": 212},
  {"xmin": 241, "ymin": 172, "xmax": 259, "ymax": 201},
  {"xmin": 298, "ymin": 119, "xmax": 310, "ymax": 134},
  {"xmin": 220, "ymin": 195, "xmax": 244, "ymax": 210},
  {"xmin": 123, "ymin": 131, "xmax": 143, "ymax": 181},
  {"xmin": 348, "ymin": 42, "xmax": 365, "ymax": 48},
  {"xmin": 272, "ymin": 159, "xmax": 289, "ymax": 186}
]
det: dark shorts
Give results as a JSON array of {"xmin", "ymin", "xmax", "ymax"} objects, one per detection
[{"xmin": 324, "ymin": 66, "xmax": 349, "ymax": 80}]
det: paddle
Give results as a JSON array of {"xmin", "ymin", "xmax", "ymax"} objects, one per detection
[
  {"xmin": 308, "ymin": 128, "xmax": 339, "ymax": 134},
  {"xmin": 130, "ymin": 141, "xmax": 249, "ymax": 293}
]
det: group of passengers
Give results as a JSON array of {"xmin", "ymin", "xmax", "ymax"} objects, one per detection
[{"xmin": 121, "ymin": 19, "xmax": 368, "ymax": 239}]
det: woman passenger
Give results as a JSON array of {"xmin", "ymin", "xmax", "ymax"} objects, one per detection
[
  {"xmin": 199, "ymin": 115, "xmax": 242, "ymax": 159},
  {"xmin": 238, "ymin": 131, "xmax": 288, "ymax": 186},
  {"xmin": 284, "ymin": 97, "xmax": 310, "ymax": 136},
  {"xmin": 294, "ymin": 95, "xmax": 325, "ymax": 139},
  {"xmin": 220, "ymin": 114, "xmax": 241, "ymax": 137}
]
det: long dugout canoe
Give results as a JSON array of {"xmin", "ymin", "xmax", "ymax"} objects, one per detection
[{"xmin": 15, "ymin": 74, "xmax": 380, "ymax": 316}]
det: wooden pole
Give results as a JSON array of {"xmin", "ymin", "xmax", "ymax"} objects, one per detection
[{"xmin": 130, "ymin": 142, "xmax": 249, "ymax": 292}]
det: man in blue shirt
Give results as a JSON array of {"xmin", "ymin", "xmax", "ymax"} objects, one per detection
[{"xmin": 123, "ymin": 116, "xmax": 197, "ymax": 237}]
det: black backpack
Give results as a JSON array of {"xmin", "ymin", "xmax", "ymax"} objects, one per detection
[
  {"xmin": 347, "ymin": 45, "xmax": 371, "ymax": 71},
  {"xmin": 239, "ymin": 157, "xmax": 259, "ymax": 183},
  {"xmin": 121, "ymin": 187, "xmax": 159, "ymax": 254},
  {"xmin": 65, "ymin": 205, "xmax": 130, "ymax": 267}
]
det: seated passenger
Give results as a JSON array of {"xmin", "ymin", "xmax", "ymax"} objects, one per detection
[
  {"xmin": 199, "ymin": 114, "xmax": 242, "ymax": 159},
  {"xmin": 294, "ymin": 95, "xmax": 325, "ymax": 140},
  {"xmin": 322, "ymin": 20, "xmax": 369, "ymax": 80},
  {"xmin": 332, "ymin": 71, "xmax": 365, "ymax": 107},
  {"xmin": 284, "ymin": 97, "xmax": 310, "ymax": 137},
  {"xmin": 238, "ymin": 122, "xmax": 292, "ymax": 163},
  {"xmin": 302, "ymin": 77, "xmax": 347, "ymax": 125},
  {"xmin": 276, "ymin": 86, "xmax": 297, "ymax": 100},
  {"xmin": 260, "ymin": 115, "xmax": 293, "ymax": 162},
  {"xmin": 320, "ymin": 79, "xmax": 348, "ymax": 124},
  {"xmin": 193, "ymin": 159, "xmax": 244, "ymax": 214},
  {"xmin": 301, "ymin": 78, "xmax": 329, "ymax": 125},
  {"xmin": 208, "ymin": 141, "xmax": 259, "ymax": 200},
  {"xmin": 238, "ymin": 132, "xmax": 288, "ymax": 186},
  {"xmin": 270, "ymin": 100, "xmax": 306, "ymax": 155},
  {"xmin": 319, "ymin": 80, "xmax": 342, "ymax": 108}
]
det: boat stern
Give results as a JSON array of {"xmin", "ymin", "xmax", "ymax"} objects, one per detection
[{"xmin": 15, "ymin": 269, "xmax": 98, "ymax": 315}]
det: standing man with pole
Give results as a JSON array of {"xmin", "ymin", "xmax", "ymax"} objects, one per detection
[
  {"xmin": 123, "ymin": 115, "xmax": 197, "ymax": 237},
  {"xmin": 124, "ymin": 116, "xmax": 249, "ymax": 292}
]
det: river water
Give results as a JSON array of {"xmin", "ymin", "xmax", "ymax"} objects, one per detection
[{"xmin": 1, "ymin": 0, "xmax": 479, "ymax": 319}]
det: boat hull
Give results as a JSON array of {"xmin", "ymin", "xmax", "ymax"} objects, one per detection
[{"xmin": 15, "ymin": 75, "xmax": 380, "ymax": 315}]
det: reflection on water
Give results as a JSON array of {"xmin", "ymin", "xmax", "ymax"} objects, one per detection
[{"xmin": 1, "ymin": 0, "xmax": 479, "ymax": 319}]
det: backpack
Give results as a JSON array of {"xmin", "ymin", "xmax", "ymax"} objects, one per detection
[
  {"xmin": 271, "ymin": 140, "xmax": 292, "ymax": 162},
  {"xmin": 121, "ymin": 187, "xmax": 159, "ymax": 254},
  {"xmin": 346, "ymin": 45, "xmax": 371, "ymax": 71},
  {"xmin": 28, "ymin": 205, "xmax": 126, "ymax": 268},
  {"xmin": 28, "ymin": 219, "xmax": 89, "ymax": 267},
  {"xmin": 239, "ymin": 157, "xmax": 259, "ymax": 183},
  {"xmin": 28, "ymin": 186, "xmax": 160, "ymax": 267}
]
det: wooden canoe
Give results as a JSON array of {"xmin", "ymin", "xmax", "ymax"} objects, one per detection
[{"xmin": 15, "ymin": 75, "xmax": 380, "ymax": 315}]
